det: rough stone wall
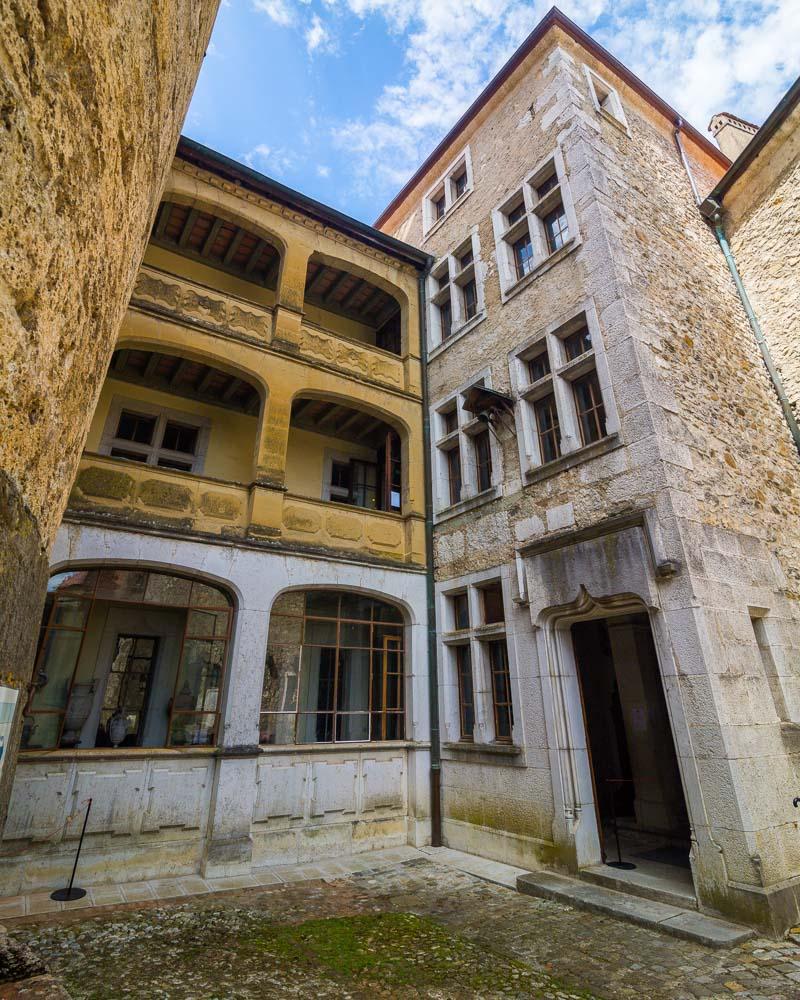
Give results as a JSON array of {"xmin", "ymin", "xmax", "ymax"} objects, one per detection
[
  {"xmin": 383, "ymin": 25, "xmax": 800, "ymax": 929},
  {"xmin": 0, "ymin": 0, "xmax": 220, "ymax": 826},
  {"xmin": 724, "ymin": 102, "xmax": 800, "ymax": 420}
]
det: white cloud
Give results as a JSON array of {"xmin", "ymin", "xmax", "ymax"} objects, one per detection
[
  {"xmin": 252, "ymin": 0, "xmax": 296, "ymax": 27},
  {"xmin": 317, "ymin": 164, "xmax": 331, "ymax": 177},
  {"xmin": 306, "ymin": 13, "xmax": 334, "ymax": 54},
  {"xmin": 243, "ymin": 143, "xmax": 300, "ymax": 177},
  {"xmin": 250, "ymin": 0, "xmax": 800, "ymax": 203}
]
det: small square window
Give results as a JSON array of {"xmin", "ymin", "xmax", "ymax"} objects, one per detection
[
  {"xmin": 543, "ymin": 203, "xmax": 569, "ymax": 254},
  {"xmin": 116, "ymin": 411, "xmax": 156, "ymax": 445},
  {"xmin": 442, "ymin": 408, "xmax": 458, "ymax": 435},
  {"xmin": 157, "ymin": 457, "xmax": 193, "ymax": 472},
  {"xmin": 507, "ymin": 200, "xmax": 526, "ymax": 226},
  {"xmin": 436, "ymin": 271, "xmax": 450, "ymax": 292},
  {"xmin": 454, "ymin": 170, "xmax": 468, "ymax": 199},
  {"xmin": 481, "ymin": 582, "xmax": 504, "ymax": 624},
  {"xmin": 161, "ymin": 421, "xmax": 199, "ymax": 455},
  {"xmin": 331, "ymin": 461, "xmax": 351, "ymax": 491},
  {"xmin": 433, "ymin": 193, "xmax": 446, "ymax": 220},
  {"xmin": 527, "ymin": 349, "xmax": 550, "ymax": 383},
  {"xmin": 110, "ymin": 447, "xmax": 148, "ymax": 463},
  {"xmin": 440, "ymin": 299, "xmax": 453, "ymax": 340},
  {"xmin": 452, "ymin": 592, "xmax": 469, "ymax": 630},
  {"xmin": 535, "ymin": 173, "xmax": 559, "ymax": 200},
  {"xmin": 563, "ymin": 327, "xmax": 592, "ymax": 361},
  {"xmin": 458, "ymin": 247, "xmax": 473, "ymax": 270}
]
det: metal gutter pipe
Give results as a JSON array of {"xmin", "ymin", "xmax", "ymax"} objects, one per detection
[
  {"xmin": 418, "ymin": 270, "xmax": 442, "ymax": 846},
  {"xmin": 673, "ymin": 119, "xmax": 800, "ymax": 458}
]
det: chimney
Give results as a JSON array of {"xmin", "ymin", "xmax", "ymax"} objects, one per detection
[{"xmin": 708, "ymin": 112, "xmax": 759, "ymax": 161}]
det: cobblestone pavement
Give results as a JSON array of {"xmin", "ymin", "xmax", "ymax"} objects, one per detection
[{"xmin": 8, "ymin": 858, "xmax": 800, "ymax": 999}]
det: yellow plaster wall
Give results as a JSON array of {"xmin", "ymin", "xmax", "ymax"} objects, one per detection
[
  {"xmin": 285, "ymin": 427, "xmax": 376, "ymax": 498},
  {"xmin": 86, "ymin": 377, "xmax": 257, "ymax": 483}
]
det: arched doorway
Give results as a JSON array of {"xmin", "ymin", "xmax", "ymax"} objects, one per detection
[{"xmin": 23, "ymin": 567, "xmax": 234, "ymax": 751}]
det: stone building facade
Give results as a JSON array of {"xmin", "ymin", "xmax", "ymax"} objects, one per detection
[
  {"xmin": 378, "ymin": 10, "xmax": 800, "ymax": 934},
  {"xmin": 703, "ymin": 81, "xmax": 800, "ymax": 423},
  {"xmin": 0, "ymin": 141, "xmax": 432, "ymax": 894},
  {"xmin": 0, "ymin": 0, "xmax": 220, "ymax": 829}
]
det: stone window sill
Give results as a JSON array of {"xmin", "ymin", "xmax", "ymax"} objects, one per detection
[
  {"xmin": 500, "ymin": 237, "xmax": 581, "ymax": 304},
  {"xmin": 258, "ymin": 740, "xmax": 427, "ymax": 755},
  {"xmin": 442, "ymin": 741, "xmax": 523, "ymax": 758},
  {"xmin": 435, "ymin": 484, "xmax": 501, "ymax": 524},
  {"xmin": 523, "ymin": 433, "xmax": 621, "ymax": 486}
]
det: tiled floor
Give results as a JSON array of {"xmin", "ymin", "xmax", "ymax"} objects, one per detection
[{"xmin": 0, "ymin": 845, "xmax": 425, "ymax": 921}]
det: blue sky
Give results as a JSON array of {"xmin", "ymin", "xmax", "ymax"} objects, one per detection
[{"xmin": 186, "ymin": 1, "xmax": 800, "ymax": 224}]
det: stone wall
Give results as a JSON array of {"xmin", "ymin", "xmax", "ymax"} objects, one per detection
[
  {"xmin": 382, "ymin": 23, "xmax": 800, "ymax": 931},
  {"xmin": 723, "ymin": 100, "xmax": 800, "ymax": 420},
  {"xmin": 0, "ymin": 0, "xmax": 219, "ymax": 826}
]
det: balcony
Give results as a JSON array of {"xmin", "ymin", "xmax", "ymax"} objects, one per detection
[{"xmin": 69, "ymin": 453, "xmax": 423, "ymax": 564}]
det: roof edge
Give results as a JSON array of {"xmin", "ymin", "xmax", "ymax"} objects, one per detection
[
  {"xmin": 374, "ymin": 6, "xmax": 729, "ymax": 229},
  {"xmin": 176, "ymin": 136, "xmax": 432, "ymax": 270},
  {"xmin": 702, "ymin": 73, "xmax": 800, "ymax": 209}
]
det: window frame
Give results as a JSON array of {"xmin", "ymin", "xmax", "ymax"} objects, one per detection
[
  {"xmin": 422, "ymin": 147, "xmax": 474, "ymax": 236},
  {"xmin": 426, "ymin": 229, "xmax": 485, "ymax": 352},
  {"xmin": 100, "ymin": 395, "xmax": 211, "ymax": 475},
  {"xmin": 584, "ymin": 65, "xmax": 630, "ymax": 133},
  {"xmin": 510, "ymin": 304, "xmax": 620, "ymax": 477},
  {"xmin": 491, "ymin": 149, "xmax": 579, "ymax": 300}
]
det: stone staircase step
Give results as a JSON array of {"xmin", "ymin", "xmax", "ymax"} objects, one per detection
[
  {"xmin": 517, "ymin": 871, "xmax": 754, "ymax": 949},
  {"xmin": 579, "ymin": 864, "xmax": 698, "ymax": 910}
]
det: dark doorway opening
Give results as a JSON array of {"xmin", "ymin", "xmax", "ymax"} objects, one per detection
[{"xmin": 572, "ymin": 613, "xmax": 691, "ymax": 878}]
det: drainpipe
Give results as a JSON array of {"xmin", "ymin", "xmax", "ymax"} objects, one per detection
[
  {"xmin": 418, "ymin": 269, "xmax": 442, "ymax": 847},
  {"xmin": 674, "ymin": 119, "xmax": 800, "ymax": 457}
]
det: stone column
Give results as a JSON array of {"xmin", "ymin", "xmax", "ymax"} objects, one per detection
[
  {"xmin": 0, "ymin": 0, "xmax": 220, "ymax": 830},
  {"xmin": 272, "ymin": 243, "xmax": 312, "ymax": 347}
]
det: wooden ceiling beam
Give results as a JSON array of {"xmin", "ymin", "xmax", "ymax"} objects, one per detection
[
  {"xmin": 244, "ymin": 238, "xmax": 267, "ymax": 274},
  {"xmin": 335, "ymin": 410, "xmax": 365, "ymax": 435},
  {"xmin": 339, "ymin": 278, "xmax": 366, "ymax": 311},
  {"xmin": 321, "ymin": 270, "xmax": 350, "ymax": 303},
  {"xmin": 292, "ymin": 399, "xmax": 312, "ymax": 421},
  {"xmin": 170, "ymin": 358, "xmax": 193, "ymax": 386},
  {"xmin": 223, "ymin": 228, "xmax": 246, "ymax": 267},
  {"xmin": 306, "ymin": 264, "xmax": 329, "ymax": 296},
  {"xmin": 112, "ymin": 349, "xmax": 129, "ymax": 372},
  {"xmin": 264, "ymin": 254, "xmax": 281, "ymax": 287},
  {"xmin": 360, "ymin": 287, "xmax": 385, "ymax": 316},
  {"xmin": 374, "ymin": 302, "xmax": 401, "ymax": 329},
  {"xmin": 178, "ymin": 209, "xmax": 200, "ymax": 249},
  {"xmin": 200, "ymin": 217, "xmax": 224, "ymax": 257},
  {"xmin": 143, "ymin": 353, "xmax": 161, "ymax": 379},
  {"xmin": 245, "ymin": 392, "xmax": 261, "ymax": 416},
  {"xmin": 153, "ymin": 203, "xmax": 171, "ymax": 240},
  {"xmin": 197, "ymin": 366, "xmax": 217, "ymax": 395},
  {"xmin": 315, "ymin": 404, "xmax": 343, "ymax": 433},
  {"xmin": 221, "ymin": 377, "xmax": 242, "ymax": 402}
]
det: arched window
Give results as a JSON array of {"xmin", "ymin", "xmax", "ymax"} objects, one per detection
[
  {"xmin": 260, "ymin": 591, "xmax": 405, "ymax": 745},
  {"xmin": 23, "ymin": 568, "xmax": 233, "ymax": 751}
]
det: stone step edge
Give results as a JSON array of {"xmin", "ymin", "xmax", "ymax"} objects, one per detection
[
  {"xmin": 579, "ymin": 865, "xmax": 699, "ymax": 911},
  {"xmin": 517, "ymin": 871, "xmax": 755, "ymax": 949}
]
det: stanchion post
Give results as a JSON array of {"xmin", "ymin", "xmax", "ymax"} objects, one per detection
[{"xmin": 51, "ymin": 797, "xmax": 92, "ymax": 902}]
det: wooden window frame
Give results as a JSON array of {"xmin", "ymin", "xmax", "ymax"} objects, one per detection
[
  {"xmin": 474, "ymin": 429, "xmax": 493, "ymax": 493},
  {"xmin": 572, "ymin": 370, "xmax": 607, "ymax": 446},
  {"xmin": 455, "ymin": 644, "xmax": 475, "ymax": 742},
  {"xmin": 534, "ymin": 392, "xmax": 561, "ymax": 464},
  {"xmin": 488, "ymin": 639, "xmax": 513, "ymax": 744}
]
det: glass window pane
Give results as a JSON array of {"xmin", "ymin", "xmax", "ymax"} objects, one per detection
[
  {"xmin": 297, "ymin": 713, "xmax": 334, "ymax": 743},
  {"xmin": 336, "ymin": 713, "xmax": 369, "ymax": 742},
  {"xmin": 339, "ymin": 594, "xmax": 376, "ymax": 622},
  {"xmin": 268, "ymin": 613, "xmax": 304, "ymax": 648},
  {"xmin": 51, "ymin": 597, "xmax": 90, "ymax": 628},
  {"xmin": 373, "ymin": 625, "xmax": 403, "ymax": 650},
  {"xmin": 186, "ymin": 609, "xmax": 229, "ymax": 637},
  {"xmin": 262, "ymin": 645, "xmax": 300, "ymax": 713},
  {"xmin": 161, "ymin": 421, "xmax": 199, "ymax": 455},
  {"xmin": 272, "ymin": 591, "xmax": 306, "ymax": 617},
  {"xmin": 49, "ymin": 570, "xmax": 97, "ymax": 596},
  {"xmin": 143, "ymin": 572, "xmax": 192, "ymax": 606},
  {"xmin": 190, "ymin": 580, "xmax": 231, "ymax": 608},
  {"xmin": 172, "ymin": 639, "xmax": 225, "ymax": 716},
  {"xmin": 304, "ymin": 618, "xmax": 337, "ymax": 645},
  {"xmin": 31, "ymin": 631, "xmax": 83, "ymax": 710},
  {"xmin": 116, "ymin": 410, "xmax": 156, "ymax": 445},
  {"xmin": 305, "ymin": 591, "xmax": 340, "ymax": 618},
  {"xmin": 259, "ymin": 713, "xmax": 296, "ymax": 746},
  {"xmin": 95, "ymin": 569, "xmax": 147, "ymax": 602},
  {"xmin": 338, "ymin": 649, "xmax": 370, "ymax": 712},
  {"xmin": 340, "ymin": 622, "xmax": 370, "ymax": 648},
  {"xmin": 298, "ymin": 647, "xmax": 336, "ymax": 713},
  {"xmin": 169, "ymin": 712, "xmax": 216, "ymax": 746},
  {"xmin": 373, "ymin": 602, "xmax": 403, "ymax": 624},
  {"xmin": 21, "ymin": 713, "xmax": 62, "ymax": 751}
]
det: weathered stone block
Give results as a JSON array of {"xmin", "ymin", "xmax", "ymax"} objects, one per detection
[
  {"xmin": 76, "ymin": 467, "xmax": 135, "ymax": 502},
  {"xmin": 139, "ymin": 479, "xmax": 192, "ymax": 511},
  {"xmin": 283, "ymin": 505, "xmax": 322, "ymax": 534},
  {"xmin": 326, "ymin": 513, "xmax": 363, "ymax": 541},
  {"xmin": 200, "ymin": 492, "xmax": 241, "ymax": 520}
]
